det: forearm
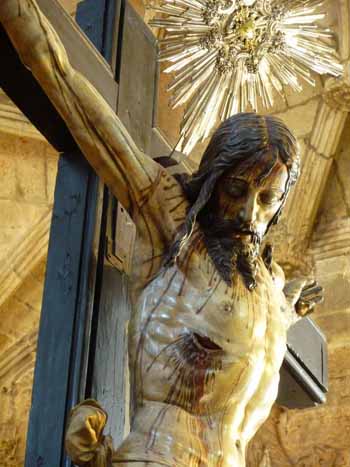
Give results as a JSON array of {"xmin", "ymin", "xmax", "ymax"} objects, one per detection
[{"xmin": 0, "ymin": 0, "xmax": 159, "ymax": 210}]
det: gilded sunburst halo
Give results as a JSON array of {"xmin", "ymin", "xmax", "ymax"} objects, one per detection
[{"xmin": 148, "ymin": 0, "xmax": 343, "ymax": 153}]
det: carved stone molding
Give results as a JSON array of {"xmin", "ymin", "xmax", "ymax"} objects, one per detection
[
  {"xmin": 336, "ymin": 0, "xmax": 350, "ymax": 61},
  {"xmin": 258, "ymin": 449, "xmax": 272, "ymax": 467},
  {"xmin": 279, "ymin": 101, "xmax": 348, "ymax": 253},
  {"xmin": 324, "ymin": 74, "xmax": 350, "ymax": 113},
  {"xmin": 0, "ymin": 90, "xmax": 45, "ymax": 141},
  {"xmin": 296, "ymin": 446, "xmax": 350, "ymax": 467},
  {"xmin": 0, "ymin": 330, "xmax": 37, "ymax": 386},
  {"xmin": 0, "ymin": 332, "xmax": 37, "ymax": 467},
  {"xmin": 0, "ymin": 368, "xmax": 35, "ymax": 467},
  {"xmin": 0, "ymin": 210, "xmax": 51, "ymax": 308},
  {"xmin": 0, "ymin": 247, "xmax": 46, "ymax": 467},
  {"xmin": 309, "ymin": 100, "xmax": 348, "ymax": 157},
  {"xmin": 247, "ymin": 445, "xmax": 273, "ymax": 467},
  {"xmin": 311, "ymin": 218, "xmax": 350, "ymax": 262}
]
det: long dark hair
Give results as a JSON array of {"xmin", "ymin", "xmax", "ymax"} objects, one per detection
[{"xmin": 165, "ymin": 112, "xmax": 300, "ymax": 266}]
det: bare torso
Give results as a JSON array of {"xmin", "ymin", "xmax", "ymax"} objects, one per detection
[{"xmin": 113, "ymin": 182, "xmax": 288, "ymax": 467}]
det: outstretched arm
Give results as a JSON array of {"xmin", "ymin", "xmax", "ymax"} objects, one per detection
[{"xmin": 0, "ymin": 0, "xmax": 161, "ymax": 212}]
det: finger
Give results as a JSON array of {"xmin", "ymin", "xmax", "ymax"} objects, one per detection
[
  {"xmin": 284, "ymin": 278, "xmax": 307, "ymax": 304},
  {"xmin": 296, "ymin": 301, "xmax": 317, "ymax": 316},
  {"xmin": 301, "ymin": 280, "xmax": 318, "ymax": 293},
  {"xmin": 299, "ymin": 295, "xmax": 324, "ymax": 306},
  {"xmin": 300, "ymin": 285, "xmax": 323, "ymax": 298}
]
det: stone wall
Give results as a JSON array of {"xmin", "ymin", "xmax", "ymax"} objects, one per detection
[
  {"xmin": 0, "ymin": 134, "xmax": 56, "ymax": 262},
  {"xmin": 0, "ymin": 262, "xmax": 47, "ymax": 466},
  {"xmin": 0, "ymin": 130, "xmax": 58, "ymax": 466}
]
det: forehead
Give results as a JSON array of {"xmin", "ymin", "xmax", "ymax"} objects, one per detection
[{"xmin": 225, "ymin": 152, "xmax": 288, "ymax": 189}]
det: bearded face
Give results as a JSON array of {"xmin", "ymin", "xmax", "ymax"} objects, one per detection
[{"xmin": 198, "ymin": 152, "xmax": 289, "ymax": 289}]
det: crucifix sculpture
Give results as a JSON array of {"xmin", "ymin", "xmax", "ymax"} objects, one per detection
[{"xmin": 0, "ymin": 1, "xmax": 324, "ymax": 466}]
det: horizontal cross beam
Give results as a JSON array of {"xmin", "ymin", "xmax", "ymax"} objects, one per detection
[{"xmin": 36, "ymin": 0, "xmax": 117, "ymax": 107}]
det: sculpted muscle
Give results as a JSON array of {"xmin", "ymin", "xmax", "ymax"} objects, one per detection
[{"xmin": 0, "ymin": 0, "xmax": 162, "ymax": 214}]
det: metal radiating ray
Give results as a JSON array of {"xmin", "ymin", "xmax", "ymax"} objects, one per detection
[{"xmin": 148, "ymin": 0, "xmax": 343, "ymax": 153}]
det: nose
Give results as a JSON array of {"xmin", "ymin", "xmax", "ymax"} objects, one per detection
[{"xmin": 238, "ymin": 193, "xmax": 259, "ymax": 224}]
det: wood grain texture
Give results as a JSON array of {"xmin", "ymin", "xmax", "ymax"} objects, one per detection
[
  {"xmin": 91, "ymin": 266, "xmax": 131, "ymax": 448},
  {"xmin": 24, "ymin": 152, "xmax": 93, "ymax": 467}
]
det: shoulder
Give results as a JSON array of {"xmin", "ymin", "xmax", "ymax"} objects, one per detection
[
  {"xmin": 139, "ymin": 165, "xmax": 189, "ymax": 231},
  {"xmin": 270, "ymin": 260, "xmax": 286, "ymax": 291}
]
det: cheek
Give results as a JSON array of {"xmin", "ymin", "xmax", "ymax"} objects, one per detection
[
  {"xmin": 259, "ymin": 204, "xmax": 281, "ymax": 227},
  {"xmin": 222, "ymin": 201, "xmax": 242, "ymax": 218},
  {"xmin": 217, "ymin": 194, "xmax": 237, "ymax": 216}
]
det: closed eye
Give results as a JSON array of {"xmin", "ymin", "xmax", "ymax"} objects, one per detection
[
  {"xmin": 224, "ymin": 178, "xmax": 248, "ymax": 198},
  {"xmin": 259, "ymin": 191, "xmax": 283, "ymax": 205}
]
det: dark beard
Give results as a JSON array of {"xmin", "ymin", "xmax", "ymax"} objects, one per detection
[{"xmin": 198, "ymin": 214, "xmax": 261, "ymax": 291}]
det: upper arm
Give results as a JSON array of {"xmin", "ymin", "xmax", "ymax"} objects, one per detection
[
  {"xmin": 271, "ymin": 260, "xmax": 286, "ymax": 291},
  {"xmin": 0, "ymin": 0, "xmax": 160, "ymax": 211}
]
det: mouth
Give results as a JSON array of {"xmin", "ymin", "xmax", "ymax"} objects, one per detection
[{"xmin": 193, "ymin": 332, "xmax": 223, "ymax": 352}]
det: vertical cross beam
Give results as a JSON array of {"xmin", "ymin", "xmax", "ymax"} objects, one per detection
[{"xmin": 17, "ymin": 1, "xmax": 120, "ymax": 466}]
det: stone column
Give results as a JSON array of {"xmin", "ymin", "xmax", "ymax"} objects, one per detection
[{"xmin": 269, "ymin": 76, "xmax": 350, "ymax": 277}]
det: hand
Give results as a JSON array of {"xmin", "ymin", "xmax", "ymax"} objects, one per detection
[
  {"xmin": 295, "ymin": 280, "xmax": 324, "ymax": 317},
  {"xmin": 283, "ymin": 278, "xmax": 324, "ymax": 318},
  {"xmin": 65, "ymin": 399, "xmax": 112, "ymax": 466}
]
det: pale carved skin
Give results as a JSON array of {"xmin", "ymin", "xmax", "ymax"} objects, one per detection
[{"xmin": 0, "ymin": 2, "xmax": 322, "ymax": 466}]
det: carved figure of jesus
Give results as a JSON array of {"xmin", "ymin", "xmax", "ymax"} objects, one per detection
[{"xmin": 0, "ymin": 1, "xmax": 323, "ymax": 466}]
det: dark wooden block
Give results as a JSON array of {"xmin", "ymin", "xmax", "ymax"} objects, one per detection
[
  {"xmin": 24, "ymin": 153, "xmax": 95, "ymax": 467},
  {"xmin": 277, "ymin": 317, "xmax": 328, "ymax": 408},
  {"xmin": 118, "ymin": 3, "xmax": 158, "ymax": 153}
]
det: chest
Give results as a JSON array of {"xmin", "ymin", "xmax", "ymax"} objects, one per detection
[{"xmin": 135, "ymin": 240, "xmax": 287, "ymax": 357}]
